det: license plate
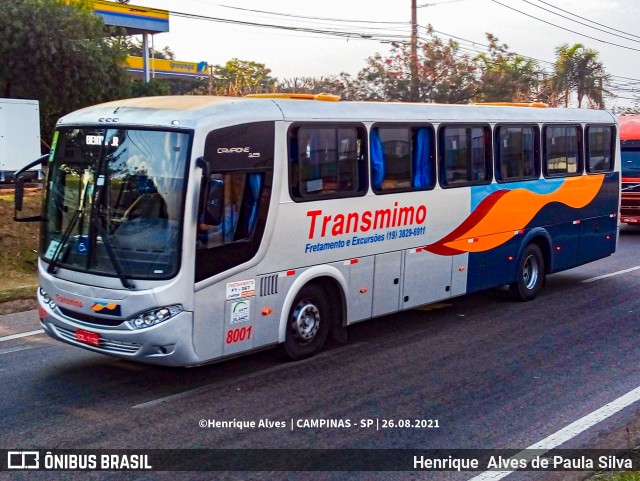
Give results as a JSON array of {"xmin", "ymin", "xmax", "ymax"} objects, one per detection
[{"xmin": 75, "ymin": 329, "xmax": 100, "ymax": 347}]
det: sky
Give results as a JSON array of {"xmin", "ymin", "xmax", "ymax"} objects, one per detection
[{"xmin": 126, "ymin": 0, "xmax": 640, "ymax": 108}]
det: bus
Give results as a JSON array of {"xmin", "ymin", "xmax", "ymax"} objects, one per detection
[
  {"xmin": 619, "ymin": 115, "xmax": 640, "ymax": 224},
  {"xmin": 14, "ymin": 95, "xmax": 620, "ymax": 366}
]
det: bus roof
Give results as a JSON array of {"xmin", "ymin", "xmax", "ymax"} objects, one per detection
[
  {"xmin": 57, "ymin": 96, "xmax": 617, "ymax": 130},
  {"xmin": 618, "ymin": 115, "xmax": 640, "ymax": 141}
]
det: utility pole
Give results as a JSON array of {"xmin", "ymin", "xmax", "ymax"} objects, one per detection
[{"xmin": 410, "ymin": 0, "xmax": 419, "ymax": 102}]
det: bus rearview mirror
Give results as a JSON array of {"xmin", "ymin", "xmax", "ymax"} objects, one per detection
[{"xmin": 204, "ymin": 178, "xmax": 224, "ymax": 226}]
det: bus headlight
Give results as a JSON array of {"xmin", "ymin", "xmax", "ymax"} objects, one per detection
[
  {"xmin": 127, "ymin": 305, "xmax": 183, "ymax": 330},
  {"xmin": 39, "ymin": 287, "xmax": 57, "ymax": 310}
]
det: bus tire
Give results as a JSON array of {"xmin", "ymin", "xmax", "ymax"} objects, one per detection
[
  {"xmin": 509, "ymin": 243, "xmax": 545, "ymax": 301},
  {"xmin": 284, "ymin": 284, "xmax": 331, "ymax": 360}
]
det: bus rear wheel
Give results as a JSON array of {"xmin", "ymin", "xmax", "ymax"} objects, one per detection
[
  {"xmin": 284, "ymin": 284, "xmax": 331, "ymax": 360},
  {"xmin": 509, "ymin": 243, "xmax": 545, "ymax": 301}
]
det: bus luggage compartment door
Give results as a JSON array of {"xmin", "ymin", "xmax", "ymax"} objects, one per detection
[
  {"xmin": 372, "ymin": 251, "xmax": 402, "ymax": 317},
  {"xmin": 577, "ymin": 216, "xmax": 617, "ymax": 264},
  {"xmin": 402, "ymin": 249, "xmax": 453, "ymax": 309}
]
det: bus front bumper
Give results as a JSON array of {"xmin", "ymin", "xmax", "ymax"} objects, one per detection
[{"xmin": 39, "ymin": 301, "xmax": 199, "ymax": 367}]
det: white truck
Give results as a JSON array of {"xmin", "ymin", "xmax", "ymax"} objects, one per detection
[{"xmin": 0, "ymin": 98, "xmax": 41, "ymax": 182}]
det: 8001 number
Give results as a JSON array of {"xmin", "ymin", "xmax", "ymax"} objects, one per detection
[{"xmin": 226, "ymin": 326, "xmax": 252, "ymax": 344}]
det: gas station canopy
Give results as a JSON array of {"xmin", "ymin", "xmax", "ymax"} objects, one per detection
[
  {"xmin": 92, "ymin": 0, "xmax": 169, "ymax": 35},
  {"xmin": 92, "ymin": 1, "xmax": 207, "ymax": 81}
]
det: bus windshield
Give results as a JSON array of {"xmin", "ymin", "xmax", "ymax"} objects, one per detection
[
  {"xmin": 41, "ymin": 127, "xmax": 190, "ymax": 282},
  {"xmin": 621, "ymin": 148, "xmax": 640, "ymax": 177}
]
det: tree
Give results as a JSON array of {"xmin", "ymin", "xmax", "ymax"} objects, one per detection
[
  {"xmin": 0, "ymin": 0, "xmax": 131, "ymax": 139},
  {"xmin": 126, "ymin": 38, "xmax": 175, "ymax": 60},
  {"xmin": 119, "ymin": 37, "xmax": 208, "ymax": 96},
  {"xmin": 209, "ymin": 59, "xmax": 276, "ymax": 96},
  {"xmin": 130, "ymin": 78, "xmax": 171, "ymax": 97},
  {"xmin": 553, "ymin": 43, "xmax": 609, "ymax": 108},
  {"xmin": 418, "ymin": 28, "xmax": 479, "ymax": 103},
  {"xmin": 349, "ymin": 27, "xmax": 478, "ymax": 103},
  {"xmin": 277, "ymin": 74, "xmax": 354, "ymax": 99},
  {"xmin": 532, "ymin": 72, "xmax": 564, "ymax": 107},
  {"xmin": 474, "ymin": 34, "xmax": 539, "ymax": 103}
]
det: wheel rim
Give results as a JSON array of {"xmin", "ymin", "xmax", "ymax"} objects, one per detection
[
  {"xmin": 522, "ymin": 254, "xmax": 539, "ymax": 290},
  {"xmin": 291, "ymin": 301, "xmax": 320, "ymax": 343}
]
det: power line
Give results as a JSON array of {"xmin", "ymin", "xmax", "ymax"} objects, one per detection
[
  {"xmin": 146, "ymin": 3, "xmax": 640, "ymax": 100},
  {"xmin": 170, "ymin": 3, "xmax": 640, "ymax": 83},
  {"xmin": 490, "ymin": 0, "xmax": 640, "ymax": 53},
  {"xmin": 419, "ymin": 25, "xmax": 640, "ymax": 85},
  {"xmin": 520, "ymin": 0, "xmax": 640, "ymax": 44},
  {"xmin": 169, "ymin": 8, "xmax": 408, "ymax": 42},
  {"xmin": 217, "ymin": 5, "xmax": 408, "ymax": 26},
  {"xmin": 418, "ymin": 32, "xmax": 638, "ymax": 102},
  {"xmin": 531, "ymin": 0, "xmax": 640, "ymax": 41},
  {"xmin": 418, "ymin": 0, "xmax": 470, "ymax": 7}
]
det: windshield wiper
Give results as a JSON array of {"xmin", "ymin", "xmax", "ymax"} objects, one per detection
[
  {"xmin": 90, "ymin": 212, "xmax": 134, "ymax": 289},
  {"xmin": 46, "ymin": 208, "xmax": 83, "ymax": 274},
  {"xmin": 84, "ymin": 133, "xmax": 135, "ymax": 290},
  {"xmin": 47, "ymin": 170, "xmax": 92, "ymax": 274}
]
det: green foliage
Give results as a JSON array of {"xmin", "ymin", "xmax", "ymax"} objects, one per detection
[
  {"xmin": 347, "ymin": 27, "xmax": 478, "ymax": 103},
  {"xmin": 163, "ymin": 78, "xmax": 207, "ymax": 95},
  {"xmin": 278, "ymin": 74, "xmax": 355, "ymax": 99},
  {"xmin": 210, "ymin": 59, "xmax": 276, "ymax": 96},
  {"xmin": 271, "ymin": 31, "xmax": 612, "ymax": 108},
  {"xmin": 0, "ymin": 192, "xmax": 40, "ymax": 299},
  {"xmin": 129, "ymin": 77, "xmax": 206, "ymax": 97},
  {"xmin": 126, "ymin": 39, "xmax": 175, "ymax": 60},
  {"xmin": 474, "ymin": 34, "xmax": 539, "ymax": 103},
  {"xmin": 130, "ymin": 78, "xmax": 170, "ymax": 97},
  {"xmin": 590, "ymin": 472, "xmax": 640, "ymax": 481},
  {"xmin": 0, "ymin": 0, "xmax": 131, "ymax": 140},
  {"xmin": 554, "ymin": 43, "xmax": 609, "ymax": 108}
]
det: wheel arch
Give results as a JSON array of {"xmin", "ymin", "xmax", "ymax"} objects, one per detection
[
  {"xmin": 278, "ymin": 266, "xmax": 347, "ymax": 343},
  {"xmin": 519, "ymin": 228, "xmax": 552, "ymax": 274}
]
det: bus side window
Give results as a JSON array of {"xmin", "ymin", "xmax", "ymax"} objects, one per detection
[
  {"xmin": 440, "ymin": 125, "xmax": 492, "ymax": 187},
  {"xmin": 197, "ymin": 173, "xmax": 249, "ymax": 249},
  {"xmin": 543, "ymin": 125, "xmax": 583, "ymax": 177},
  {"xmin": 586, "ymin": 125, "xmax": 614, "ymax": 173},
  {"xmin": 371, "ymin": 125, "xmax": 435, "ymax": 193},
  {"xmin": 337, "ymin": 128, "xmax": 359, "ymax": 191},
  {"xmin": 289, "ymin": 124, "xmax": 367, "ymax": 201},
  {"xmin": 495, "ymin": 125, "xmax": 540, "ymax": 182}
]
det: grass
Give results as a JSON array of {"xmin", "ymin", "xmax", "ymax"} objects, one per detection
[
  {"xmin": 0, "ymin": 189, "xmax": 41, "ymax": 302},
  {"xmin": 591, "ymin": 473, "xmax": 640, "ymax": 481}
]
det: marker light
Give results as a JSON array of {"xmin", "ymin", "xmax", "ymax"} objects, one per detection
[
  {"xmin": 127, "ymin": 305, "xmax": 183, "ymax": 330},
  {"xmin": 39, "ymin": 287, "xmax": 57, "ymax": 310}
]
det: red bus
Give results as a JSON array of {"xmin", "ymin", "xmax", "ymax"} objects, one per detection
[{"xmin": 619, "ymin": 115, "xmax": 640, "ymax": 224}]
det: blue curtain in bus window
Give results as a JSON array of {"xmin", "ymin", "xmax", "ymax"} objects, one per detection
[
  {"xmin": 247, "ymin": 173, "xmax": 263, "ymax": 234},
  {"xmin": 370, "ymin": 129, "xmax": 385, "ymax": 190},
  {"xmin": 412, "ymin": 128, "xmax": 431, "ymax": 189}
]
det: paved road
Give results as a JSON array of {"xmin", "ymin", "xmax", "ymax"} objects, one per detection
[{"xmin": 2, "ymin": 226, "xmax": 640, "ymax": 481}]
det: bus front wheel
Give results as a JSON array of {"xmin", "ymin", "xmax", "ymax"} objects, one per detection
[
  {"xmin": 284, "ymin": 284, "xmax": 331, "ymax": 360},
  {"xmin": 509, "ymin": 243, "xmax": 545, "ymax": 301}
]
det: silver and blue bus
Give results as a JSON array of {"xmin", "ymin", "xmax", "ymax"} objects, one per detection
[{"xmin": 15, "ymin": 95, "xmax": 620, "ymax": 366}]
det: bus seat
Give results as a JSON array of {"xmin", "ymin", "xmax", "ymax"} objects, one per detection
[{"xmin": 123, "ymin": 192, "xmax": 168, "ymax": 220}]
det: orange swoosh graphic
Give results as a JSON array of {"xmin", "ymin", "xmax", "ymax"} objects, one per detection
[
  {"xmin": 91, "ymin": 303, "xmax": 118, "ymax": 312},
  {"xmin": 426, "ymin": 174, "xmax": 605, "ymax": 255}
]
